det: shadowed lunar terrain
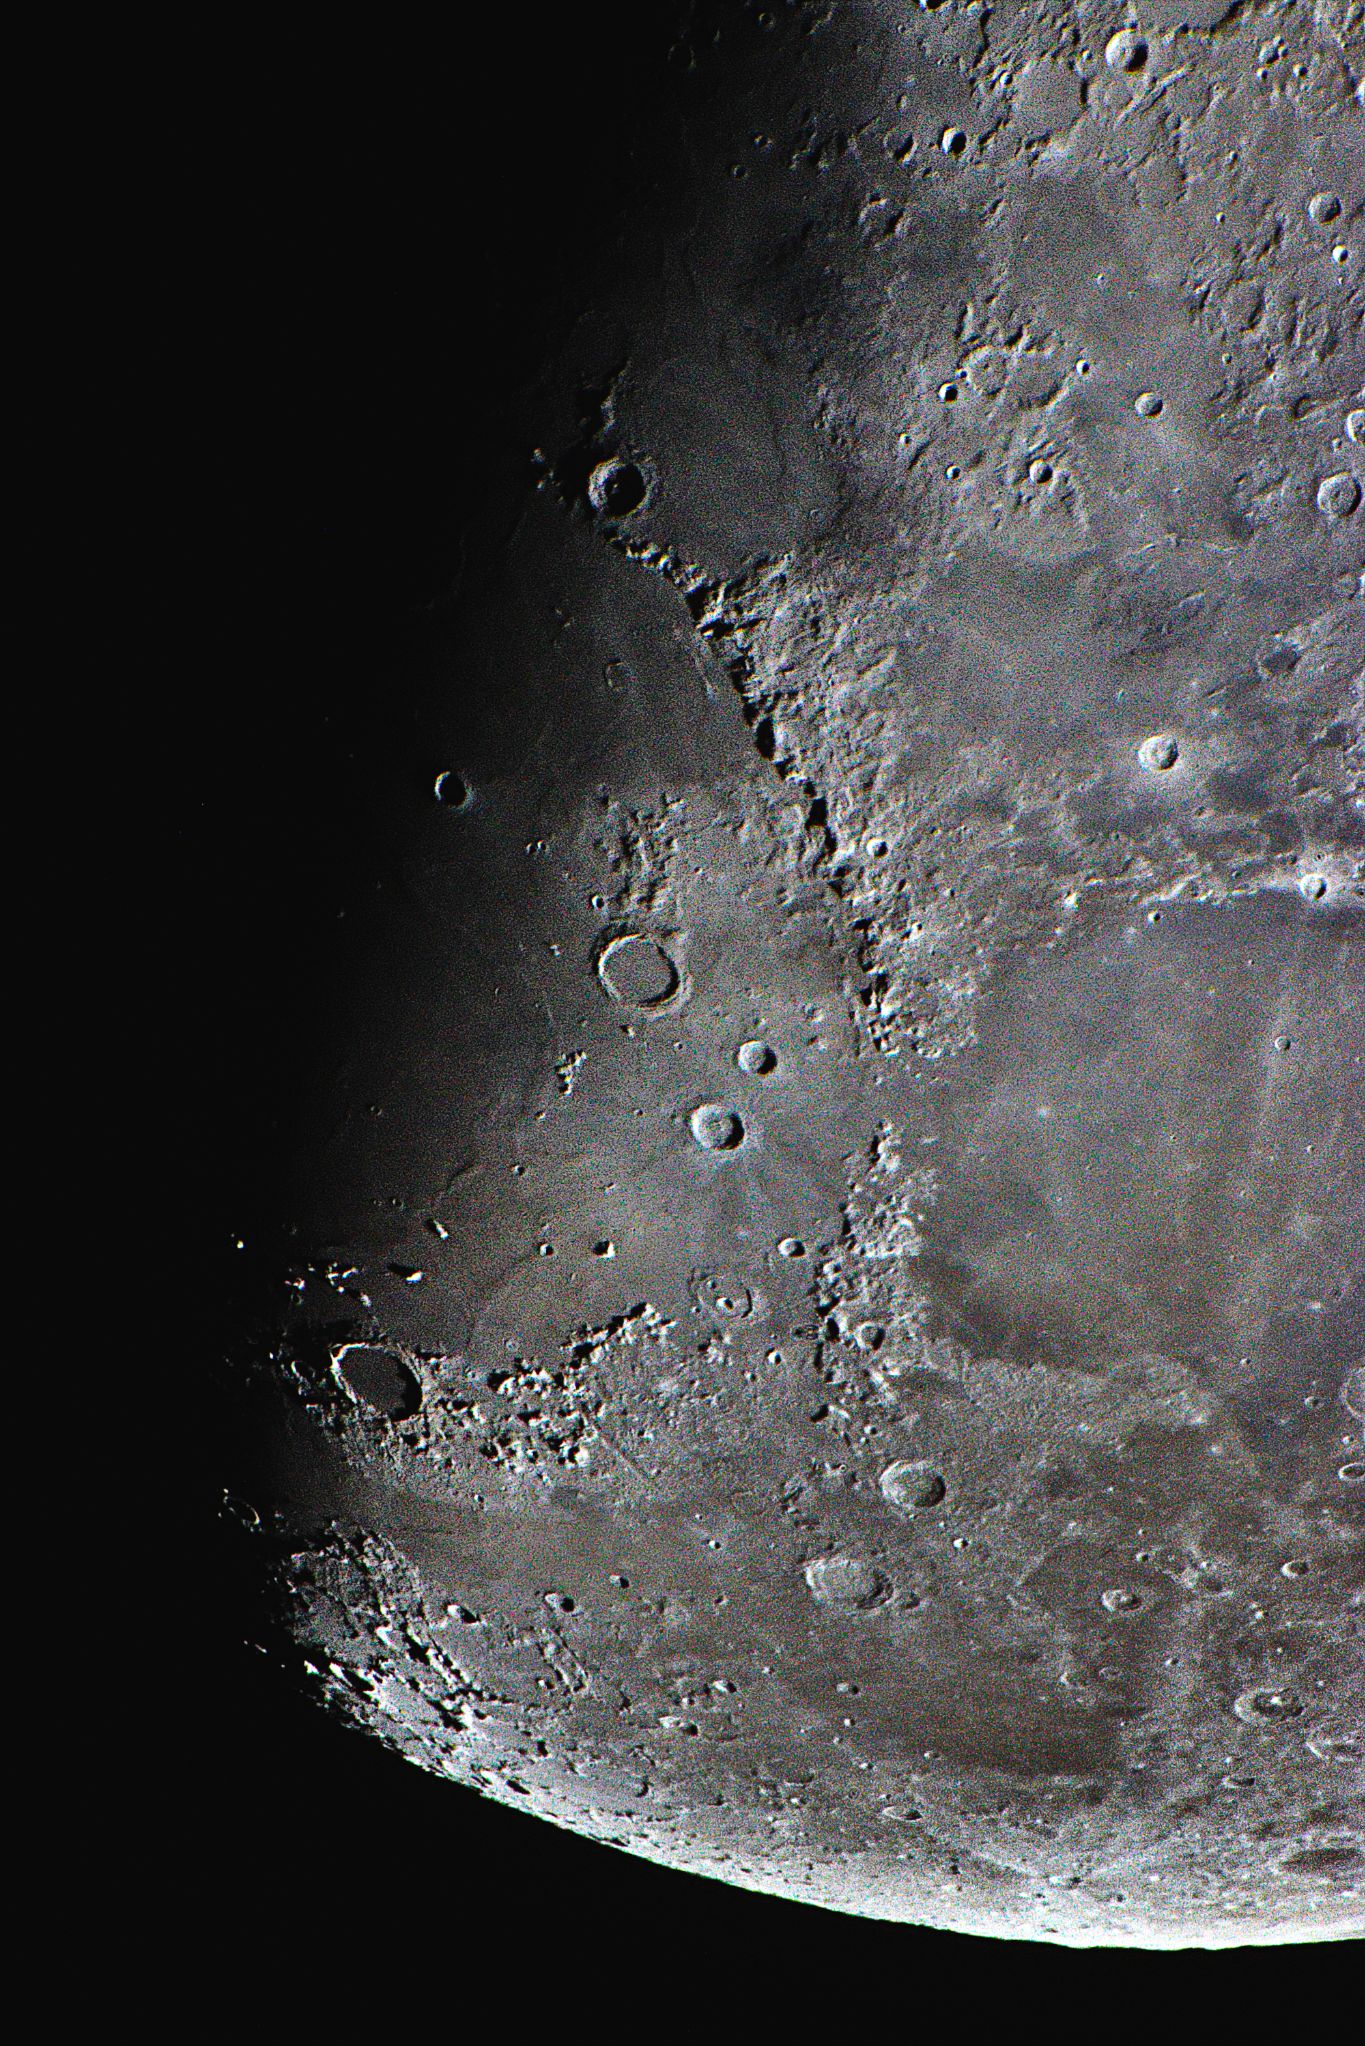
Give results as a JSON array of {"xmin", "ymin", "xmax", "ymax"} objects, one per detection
[{"xmin": 217, "ymin": 0, "xmax": 1363, "ymax": 1945}]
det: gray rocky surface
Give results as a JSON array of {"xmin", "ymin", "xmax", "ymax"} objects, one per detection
[{"xmin": 225, "ymin": 0, "xmax": 1363, "ymax": 1944}]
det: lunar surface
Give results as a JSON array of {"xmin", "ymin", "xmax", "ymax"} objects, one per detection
[{"xmin": 225, "ymin": 0, "xmax": 1364, "ymax": 1945}]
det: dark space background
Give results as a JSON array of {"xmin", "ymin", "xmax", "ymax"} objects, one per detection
[{"xmin": 104, "ymin": 3, "xmax": 1358, "ymax": 2003}]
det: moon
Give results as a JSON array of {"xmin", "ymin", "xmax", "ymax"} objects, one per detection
[{"xmin": 222, "ymin": 0, "xmax": 1364, "ymax": 1945}]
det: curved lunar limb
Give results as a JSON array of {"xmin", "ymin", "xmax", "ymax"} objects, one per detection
[{"xmin": 223, "ymin": 0, "xmax": 1363, "ymax": 1946}]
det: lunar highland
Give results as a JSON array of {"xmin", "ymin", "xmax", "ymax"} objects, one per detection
[{"xmin": 222, "ymin": 0, "xmax": 1364, "ymax": 1945}]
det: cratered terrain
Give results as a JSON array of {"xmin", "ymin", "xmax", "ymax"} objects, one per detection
[{"xmin": 216, "ymin": 0, "xmax": 1364, "ymax": 1946}]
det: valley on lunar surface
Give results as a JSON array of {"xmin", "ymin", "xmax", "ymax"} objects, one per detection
[{"xmin": 223, "ymin": 0, "xmax": 1364, "ymax": 1944}]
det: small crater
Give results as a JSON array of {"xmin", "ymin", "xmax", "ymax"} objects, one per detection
[
  {"xmin": 1280, "ymin": 1558, "xmax": 1310, "ymax": 1578},
  {"xmin": 1134, "ymin": 391, "xmax": 1163, "ymax": 418},
  {"xmin": 963, "ymin": 345, "xmax": 1010, "ymax": 396},
  {"xmin": 1317, "ymin": 472, "xmax": 1362, "ymax": 519},
  {"xmin": 940, "ymin": 127, "xmax": 967, "ymax": 157},
  {"xmin": 804, "ymin": 1555, "xmax": 893, "ymax": 1609},
  {"xmin": 1299, "ymin": 874, "xmax": 1328, "ymax": 901},
  {"xmin": 778, "ymin": 1237, "xmax": 807, "ymax": 1258},
  {"xmin": 1233, "ymin": 1687, "xmax": 1304, "ymax": 1723},
  {"xmin": 334, "ymin": 1345, "xmax": 422, "ymax": 1421},
  {"xmin": 879, "ymin": 1460, "xmax": 947, "ymax": 1511},
  {"xmin": 693, "ymin": 1270, "xmax": 757, "ymax": 1320},
  {"xmin": 433, "ymin": 769, "xmax": 471, "ymax": 809},
  {"xmin": 1105, "ymin": 29, "xmax": 1148, "ymax": 71},
  {"xmin": 736, "ymin": 1039, "xmax": 778, "ymax": 1075},
  {"xmin": 1347, "ymin": 409, "xmax": 1365, "ymax": 445},
  {"xmin": 1307, "ymin": 192, "xmax": 1341, "ymax": 226},
  {"xmin": 588, "ymin": 457, "xmax": 649, "ymax": 516},
  {"xmin": 690, "ymin": 1103, "xmax": 746, "ymax": 1152},
  {"xmin": 1338, "ymin": 1461, "xmax": 1365, "ymax": 1483},
  {"xmin": 1258, "ymin": 642, "xmax": 1300, "ymax": 676},
  {"xmin": 1341, "ymin": 1365, "xmax": 1365, "ymax": 1419},
  {"xmin": 1138, "ymin": 733, "xmax": 1180, "ymax": 773},
  {"xmin": 596, "ymin": 932, "xmax": 684, "ymax": 1008},
  {"xmin": 1101, "ymin": 1587, "xmax": 1143, "ymax": 1613}
]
